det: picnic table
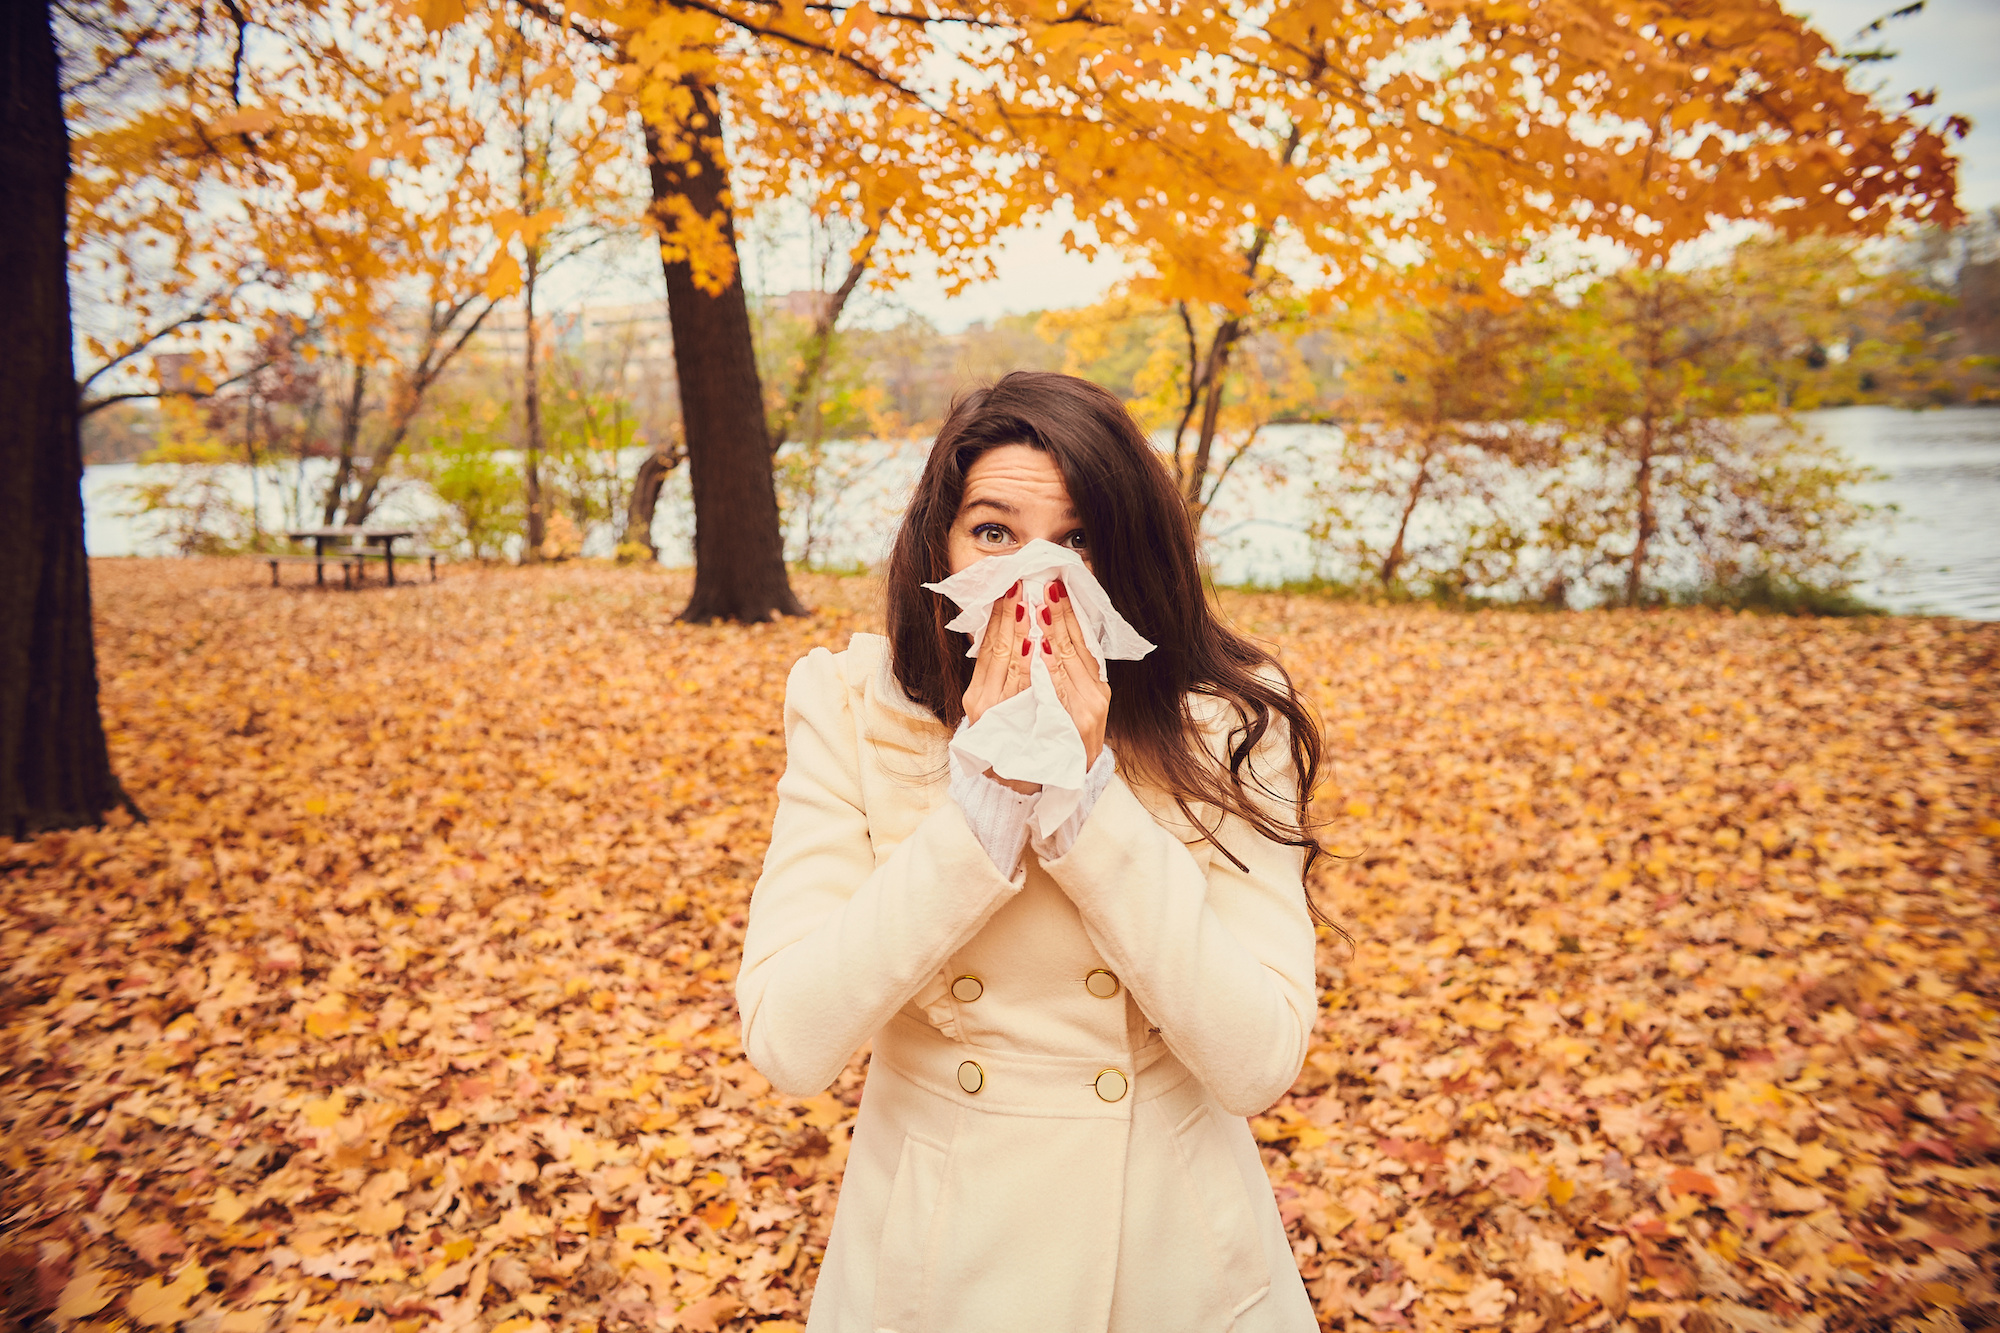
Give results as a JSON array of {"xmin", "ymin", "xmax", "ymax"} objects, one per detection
[{"xmin": 273, "ymin": 527, "xmax": 432, "ymax": 588}]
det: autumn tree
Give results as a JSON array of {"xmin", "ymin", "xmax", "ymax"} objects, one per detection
[
  {"xmin": 2, "ymin": 0, "xmax": 129, "ymax": 836},
  {"xmin": 59, "ymin": 0, "xmax": 537, "ymax": 532},
  {"xmin": 1314, "ymin": 283, "xmax": 1550, "ymax": 593},
  {"xmin": 1530, "ymin": 259, "xmax": 1878, "ymax": 605},
  {"xmin": 480, "ymin": 11, "xmax": 632, "ymax": 559},
  {"xmin": 52, "ymin": 0, "xmax": 1967, "ymax": 633},
  {"xmin": 1004, "ymin": 0, "xmax": 1961, "ymax": 521},
  {"xmin": 58, "ymin": 0, "xmax": 295, "ymax": 421},
  {"xmin": 1049, "ymin": 293, "xmax": 1324, "ymax": 529}
]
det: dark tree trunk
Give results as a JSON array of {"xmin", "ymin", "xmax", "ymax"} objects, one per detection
[
  {"xmin": 622, "ymin": 447, "xmax": 680, "ymax": 556},
  {"xmin": 1, "ymin": 0, "xmax": 133, "ymax": 838},
  {"xmin": 643, "ymin": 84, "xmax": 803, "ymax": 623}
]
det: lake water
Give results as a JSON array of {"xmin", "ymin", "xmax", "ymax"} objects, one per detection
[{"xmin": 83, "ymin": 405, "xmax": 2000, "ymax": 619}]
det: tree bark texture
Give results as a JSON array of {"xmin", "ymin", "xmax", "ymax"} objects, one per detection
[
  {"xmin": 643, "ymin": 86, "xmax": 803, "ymax": 623},
  {"xmin": 0, "ymin": 0, "xmax": 132, "ymax": 837}
]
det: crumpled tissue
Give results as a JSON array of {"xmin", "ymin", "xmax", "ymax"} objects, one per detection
[{"xmin": 923, "ymin": 539, "xmax": 1155, "ymax": 836}]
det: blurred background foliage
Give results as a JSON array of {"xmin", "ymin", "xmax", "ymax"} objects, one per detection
[{"xmin": 93, "ymin": 209, "xmax": 1999, "ymax": 610}]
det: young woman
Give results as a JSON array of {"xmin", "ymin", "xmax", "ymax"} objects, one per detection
[{"xmin": 736, "ymin": 372, "xmax": 1326, "ymax": 1332}]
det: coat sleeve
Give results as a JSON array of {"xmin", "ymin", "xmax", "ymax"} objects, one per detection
[
  {"xmin": 1039, "ymin": 716, "xmax": 1316, "ymax": 1117},
  {"xmin": 736, "ymin": 648, "xmax": 1026, "ymax": 1096}
]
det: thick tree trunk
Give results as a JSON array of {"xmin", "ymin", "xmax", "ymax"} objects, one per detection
[
  {"xmin": 643, "ymin": 86, "xmax": 802, "ymax": 623},
  {"xmin": 1, "ymin": 0, "xmax": 132, "ymax": 838},
  {"xmin": 522, "ymin": 247, "xmax": 546, "ymax": 560}
]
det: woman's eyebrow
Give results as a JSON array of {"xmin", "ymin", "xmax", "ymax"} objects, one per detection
[{"xmin": 960, "ymin": 497, "xmax": 1018, "ymax": 516}]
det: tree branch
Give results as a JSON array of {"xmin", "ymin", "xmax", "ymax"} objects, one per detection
[
  {"xmin": 771, "ymin": 223, "xmax": 878, "ymax": 453},
  {"xmin": 79, "ymin": 356, "xmax": 271, "ymax": 419},
  {"xmin": 75, "ymin": 310, "xmax": 217, "ymax": 396}
]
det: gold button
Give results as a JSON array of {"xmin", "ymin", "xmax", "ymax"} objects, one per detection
[
  {"xmin": 1084, "ymin": 968, "xmax": 1120, "ymax": 999},
  {"xmin": 950, "ymin": 975, "xmax": 984, "ymax": 1003},
  {"xmin": 957, "ymin": 1060, "xmax": 985, "ymax": 1095},
  {"xmin": 1094, "ymin": 1068, "xmax": 1129, "ymax": 1103}
]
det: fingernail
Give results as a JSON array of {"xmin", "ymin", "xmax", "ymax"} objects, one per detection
[
  {"xmin": 1015, "ymin": 603, "xmax": 1024, "ymax": 621},
  {"xmin": 1041, "ymin": 607, "xmax": 1052, "ymax": 626},
  {"xmin": 1050, "ymin": 581, "xmax": 1065, "ymax": 602},
  {"xmin": 1020, "ymin": 639, "xmax": 1031, "ymax": 656},
  {"xmin": 1043, "ymin": 639, "xmax": 1053, "ymax": 655},
  {"xmin": 1008, "ymin": 581, "xmax": 1020, "ymax": 596}
]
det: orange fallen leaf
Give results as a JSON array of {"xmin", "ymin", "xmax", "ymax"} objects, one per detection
[
  {"xmin": 677, "ymin": 1294, "xmax": 743, "ymax": 1332},
  {"xmin": 208, "ymin": 1186, "xmax": 250, "ymax": 1225},
  {"xmin": 127, "ymin": 1264, "xmax": 207, "ymax": 1326},
  {"xmin": 53, "ymin": 1269, "xmax": 114, "ymax": 1322},
  {"xmin": 1668, "ymin": 1169, "xmax": 1721, "ymax": 1199}
]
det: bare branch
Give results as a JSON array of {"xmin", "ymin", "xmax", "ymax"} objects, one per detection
[{"xmin": 771, "ymin": 223, "xmax": 878, "ymax": 452}]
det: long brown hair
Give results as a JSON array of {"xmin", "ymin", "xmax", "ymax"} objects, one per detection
[{"xmin": 883, "ymin": 371, "xmax": 1329, "ymax": 898}]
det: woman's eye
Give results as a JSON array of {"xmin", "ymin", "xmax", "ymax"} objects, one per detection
[
  {"xmin": 1063, "ymin": 530, "xmax": 1088, "ymax": 550},
  {"xmin": 972, "ymin": 523, "xmax": 1013, "ymax": 546}
]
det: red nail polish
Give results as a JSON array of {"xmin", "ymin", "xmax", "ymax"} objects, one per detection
[
  {"xmin": 1043, "ymin": 639, "xmax": 1053, "ymax": 654},
  {"xmin": 1015, "ymin": 602, "xmax": 1024, "ymax": 621},
  {"xmin": 1041, "ymin": 607, "xmax": 1052, "ymax": 626},
  {"xmin": 1020, "ymin": 638, "xmax": 1031, "ymax": 656},
  {"xmin": 1050, "ymin": 581, "xmax": 1065, "ymax": 603},
  {"xmin": 1008, "ymin": 581, "xmax": 1020, "ymax": 596}
]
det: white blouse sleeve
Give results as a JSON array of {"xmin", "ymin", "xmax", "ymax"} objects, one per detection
[
  {"xmin": 950, "ymin": 721, "xmax": 1119, "ymax": 875},
  {"xmin": 1028, "ymin": 745, "xmax": 1117, "ymax": 862},
  {"xmin": 948, "ymin": 737, "xmax": 1038, "ymax": 880}
]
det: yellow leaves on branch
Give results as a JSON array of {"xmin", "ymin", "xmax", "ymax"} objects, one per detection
[
  {"xmin": 3, "ymin": 560, "xmax": 1996, "ymax": 1331},
  {"xmin": 649, "ymin": 194, "xmax": 742, "ymax": 297}
]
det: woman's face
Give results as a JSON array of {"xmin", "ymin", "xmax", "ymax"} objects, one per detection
[{"xmin": 946, "ymin": 443, "xmax": 1090, "ymax": 576}]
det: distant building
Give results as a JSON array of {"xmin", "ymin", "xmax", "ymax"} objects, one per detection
[{"xmin": 779, "ymin": 290, "xmax": 836, "ymax": 324}]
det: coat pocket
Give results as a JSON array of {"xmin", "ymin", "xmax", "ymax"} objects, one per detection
[
  {"xmin": 1172, "ymin": 1105, "xmax": 1271, "ymax": 1320},
  {"xmin": 873, "ymin": 1129, "xmax": 949, "ymax": 1333}
]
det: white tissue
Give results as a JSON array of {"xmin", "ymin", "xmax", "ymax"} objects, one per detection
[{"xmin": 922, "ymin": 540, "xmax": 1155, "ymax": 836}]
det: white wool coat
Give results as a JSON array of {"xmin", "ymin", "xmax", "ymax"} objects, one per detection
[{"xmin": 736, "ymin": 634, "xmax": 1320, "ymax": 1333}]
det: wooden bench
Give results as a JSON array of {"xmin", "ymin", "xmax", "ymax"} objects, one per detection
[
  {"xmin": 267, "ymin": 553, "xmax": 356, "ymax": 588},
  {"xmin": 339, "ymin": 547, "xmax": 441, "ymax": 585}
]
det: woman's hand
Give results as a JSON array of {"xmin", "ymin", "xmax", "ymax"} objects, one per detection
[
  {"xmin": 963, "ymin": 580, "xmax": 1029, "ymax": 725},
  {"xmin": 962, "ymin": 582, "xmax": 1041, "ymax": 793},
  {"xmin": 1041, "ymin": 579, "xmax": 1112, "ymax": 767}
]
